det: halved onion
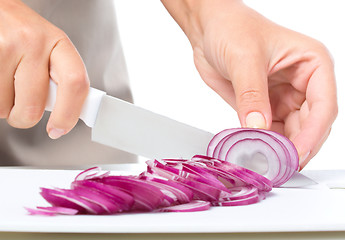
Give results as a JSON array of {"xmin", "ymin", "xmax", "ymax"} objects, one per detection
[{"xmin": 207, "ymin": 128, "xmax": 299, "ymax": 186}]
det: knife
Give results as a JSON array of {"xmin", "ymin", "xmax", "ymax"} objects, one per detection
[{"xmin": 45, "ymin": 80, "xmax": 317, "ymax": 188}]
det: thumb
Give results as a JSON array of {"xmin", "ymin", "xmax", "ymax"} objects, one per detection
[{"xmin": 229, "ymin": 61, "xmax": 272, "ymax": 129}]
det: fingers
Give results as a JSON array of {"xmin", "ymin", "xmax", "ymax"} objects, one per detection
[
  {"xmin": 7, "ymin": 55, "xmax": 49, "ymax": 128},
  {"xmin": 0, "ymin": 49, "xmax": 16, "ymax": 119},
  {"xmin": 47, "ymin": 37, "xmax": 89, "ymax": 139},
  {"xmin": 0, "ymin": 34, "xmax": 88, "ymax": 137},
  {"xmin": 228, "ymin": 55, "xmax": 272, "ymax": 129},
  {"xmin": 0, "ymin": 36, "xmax": 88, "ymax": 138},
  {"xmin": 291, "ymin": 62, "xmax": 337, "ymax": 169}
]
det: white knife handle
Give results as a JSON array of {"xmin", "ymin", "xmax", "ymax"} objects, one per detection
[{"xmin": 45, "ymin": 79, "xmax": 106, "ymax": 128}]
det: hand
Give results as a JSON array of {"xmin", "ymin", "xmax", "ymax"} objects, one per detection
[
  {"xmin": 0, "ymin": 0, "xmax": 89, "ymax": 139},
  {"xmin": 162, "ymin": 0, "xmax": 338, "ymax": 169}
]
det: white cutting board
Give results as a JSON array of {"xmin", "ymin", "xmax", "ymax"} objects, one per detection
[{"xmin": 0, "ymin": 167, "xmax": 344, "ymax": 233}]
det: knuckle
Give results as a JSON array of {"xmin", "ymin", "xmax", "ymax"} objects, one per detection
[
  {"xmin": 311, "ymin": 41, "xmax": 334, "ymax": 66},
  {"xmin": 238, "ymin": 89, "xmax": 264, "ymax": 106},
  {"xmin": 64, "ymin": 71, "xmax": 90, "ymax": 95},
  {"xmin": 231, "ymin": 43, "xmax": 262, "ymax": 60},
  {"xmin": 15, "ymin": 25, "xmax": 49, "ymax": 50},
  {"xmin": 0, "ymin": 37, "xmax": 16, "ymax": 58},
  {"xmin": 16, "ymin": 26, "xmax": 38, "ymax": 42},
  {"xmin": 55, "ymin": 30, "xmax": 69, "ymax": 40},
  {"xmin": 313, "ymin": 40, "xmax": 328, "ymax": 53}
]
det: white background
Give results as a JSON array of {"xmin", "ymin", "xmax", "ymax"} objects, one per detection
[{"xmin": 115, "ymin": 0, "xmax": 345, "ymax": 170}]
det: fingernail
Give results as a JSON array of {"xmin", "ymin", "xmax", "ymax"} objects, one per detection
[
  {"xmin": 245, "ymin": 112, "xmax": 266, "ymax": 128},
  {"xmin": 299, "ymin": 151, "xmax": 310, "ymax": 165},
  {"xmin": 48, "ymin": 128, "xmax": 65, "ymax": 139}
]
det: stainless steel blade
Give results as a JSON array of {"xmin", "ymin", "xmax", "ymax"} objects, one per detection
[
  {"xmin": 302, "ymin": 170, "xmax": 345, "ymax": 189},
  {"xmin": 279, "ymin": 171, "xmax": 318, "ymax": 188},
  {"xmin": 92, "ymin": 95, "xmax": 215, "ymax": 159}
]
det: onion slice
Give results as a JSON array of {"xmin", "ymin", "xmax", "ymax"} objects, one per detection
[
  {"xmin": 213, "ymin": 194, "xmax": 260, "ymax": 207},
  {"xmin": 25, "ymin": 206, "xmax": 78, "ymax": 216}
]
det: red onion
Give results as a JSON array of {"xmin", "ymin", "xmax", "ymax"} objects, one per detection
[
  {"xmin": 207, "ymin": 128, "xmax": 299, "ymax": 187},
  {"xmin": 26, "ymin": 128, "xmax": 299, "ymax": 216}
]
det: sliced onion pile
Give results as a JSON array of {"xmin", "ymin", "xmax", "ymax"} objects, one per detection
[
  {"xmin": 26, "ymin": 128, "xmax": 299, "ymax": 216},
  {"xmin": 26, "ymin": 157, "xmax": 271, "ymax": 216}
]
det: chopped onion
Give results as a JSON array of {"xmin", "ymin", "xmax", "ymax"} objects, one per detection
[{"xmin": 27, "ymin": 128, "xmax": 299, "ymax": 216}]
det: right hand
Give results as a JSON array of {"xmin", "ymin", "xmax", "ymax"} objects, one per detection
[{"xmin": 0, "ymin": 0, "xmax": 89, "ymax": 139}]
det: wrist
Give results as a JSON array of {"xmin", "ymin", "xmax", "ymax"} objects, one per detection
[{"xmin": 161, "ymin": 0, "xmax": 242, "ymax": 48}]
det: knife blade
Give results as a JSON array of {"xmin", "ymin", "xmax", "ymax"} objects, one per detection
[
  {"xmin": 92, "ymin": 93, "xmax": 215, "ymax": 159},
  {"xmin": 45, "ymin": 80, "xmax": 317, "ymax": 187},
  {"xmin": 279, "ymin": 171, "xmax": 318, "ymax": 188},
  {"xmin": 45, "ymin": 80, "xmax": 214, "ymax": 159}
]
